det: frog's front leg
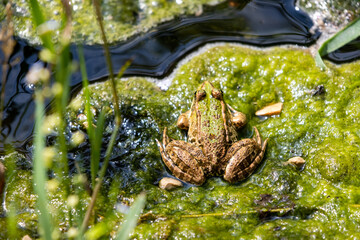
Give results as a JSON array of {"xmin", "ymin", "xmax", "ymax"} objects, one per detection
[
  {"xmin": 222, "ymin": 127, "xmax": 268, "ymax": 183},
  {"xmin": 227, "ymin": 104, "xmax": 247, "ymax": 129},
  {"xmin": 156, "ymin": 128, "xmax": 207, "ymax": 185},
  {"xmin": 176, "ymin": 110, "xmax": 191, "ymax": 130}
]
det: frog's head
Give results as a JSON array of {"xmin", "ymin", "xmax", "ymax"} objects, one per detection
[{"xmin": 194, "ymin": 81, "xmax": 223, "ymax": 103}]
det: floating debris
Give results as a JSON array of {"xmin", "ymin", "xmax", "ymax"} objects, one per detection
[
  {"xmin": 286, "ymin": 157, "xmax": 306, "ymax": 168},
  {"xmin": 159, "ymin": 177, "xmax": 183, "ymax": 190},
  {"xmin": 311, "ymin": 85, "xmax": 325, "ymax": 96},
  {"xmin": 255, "ymin": 103, "xmax": 283, "ymax": 116}
]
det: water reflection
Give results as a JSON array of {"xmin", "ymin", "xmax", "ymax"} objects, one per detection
[{"xmin": 0, "ymin": 0, "xmax": 329, "ymax": 152}]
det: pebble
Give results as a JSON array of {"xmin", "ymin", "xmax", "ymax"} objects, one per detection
[
  {"xmin": 159, "ymin": 177, "xmax": 183, "ymax": 190},
  {"xmin": 255, "ymin": 102, "xmax": 283, "ymax": 116},
  {"xmin": 286, "ymin": 157, "xmax": 306, "ymax": 168}
]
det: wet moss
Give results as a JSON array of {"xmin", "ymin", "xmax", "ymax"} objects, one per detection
[
  {"xmin": 102, "ymin": 45, "xmax": 359, "ymax": 238},
  {"xmin": 9, "ymin": 0, "xmax": 223, "ymax": 44},
  {"xmin": 4, "ymin": 45, "xmax": 360, "ymax": 238}
]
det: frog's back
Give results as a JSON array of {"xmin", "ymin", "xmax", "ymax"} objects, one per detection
[{"xmin": 188, "ymin": 95, "xmax": 237, "ymax": 171}]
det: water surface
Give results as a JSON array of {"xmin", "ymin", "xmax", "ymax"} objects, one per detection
[{"xmin": 0, "ymin": 0, "xmax": 320, "ymax": 152}]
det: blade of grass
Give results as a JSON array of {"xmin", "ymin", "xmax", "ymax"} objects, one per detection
[
  {"xmin": 33, "ymin": 91, "xmax": 53, "ymax": 240},
  {"xmin": 116, "ymin": 193, "xmax": 146, "ymax": 240},
  {"xmin": 6, "ymin": 204, "xmax": 17, "ymax": 238},
  {"xmin": 80, "ymin": 60, "xmax": 131, "ymax": 233},
  {"xmin": 316, "ymin": 17, "xmax": 360, "ymax": 69},
  {"xmin": 29, "ymin": 0, "xmax": 74, "ymax": 231},
  {"xmin": 54, "ymin": 43, "xmax": 71, "ymax": 181},
  {"xmin": 80, "ymin": 0, "xmax": 133, "ymax": 233},
  {"xmin": 80, "ymin": 124, "xmax": 120, "ymax": 232},
  {"xmin": 92, "ymin": 0, "xmax": 121, "ymax": 126},
  {"xmin": 314, "ymin": 51, "xmax": 326, "ymax": 70},
  {"xmin": 117, "ymin": 59, "xmax": 132, "ymax": 78},
  {"xmin": 28, "ymin": 0, "xmax": 54, "ymax": 52},
  {"xmin": 85, "ymin": 221, "xmax": 113, "ymax": 239},
  {"xmin": 28, "ymin": 1, "xmax": 54, "ymax": 238},
  {"xmin": 319, "ymin": 17, "xmax": 360, "ymax": 56},
  {"xmin": 91, "ymin": 108, "xmax": 106, "ymax": 187},
  {"xmin": 5, "ymin": 152, "xmax": 17, "ymax": 238},
  {"xmin": 78, "ymin": 44, "xmax": 101, "ymax": 190},
  {"xmin": 77, "ymin": 45, "xmax": 94, "ymax": 142},
  {"xmin": 50, "ymin": 9, "xmax": 73, "ymax": 229}
]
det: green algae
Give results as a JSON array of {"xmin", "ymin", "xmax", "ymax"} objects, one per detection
[
  {"xmin": 3, "ymin": 0, "xmax": 360, "ymax": 238},
  {"xmin": 63, "ymin": 45, "xmax": 359, "ymax": 238},
  {"xmin": 8, "ymin": 0, "xmax": 223, "ymax": 44},
  {"xmin": 2, "ymin": 45, "xmax": 360, "ymax": 238}
]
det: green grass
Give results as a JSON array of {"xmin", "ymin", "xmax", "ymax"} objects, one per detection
[
  {"xmin": 9, "ymin": 0, "xmax": 359, "ymax": 238},
  {"xmin": 25, "ymin": 0, "xmax": 145, "ymax": 238},
  {"xmin": 116, "ymin": 193, "xmax": 146, "ymax": 240},
  {"xmin": 33, "ymin": 90, "xmax": 53, "ymax": 240},
  {"xmin": 316, "ymin": 17, "xmax": 360, "ymax": 69}
]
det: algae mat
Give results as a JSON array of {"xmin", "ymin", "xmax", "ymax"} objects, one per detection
[{"xmin": 5, "ymin": 44, "xmax": 360, "ymax": 238}]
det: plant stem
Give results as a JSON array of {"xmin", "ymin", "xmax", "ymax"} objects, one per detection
[
  {"xmin": 33, "ymin": 91, "xmax": 53, "ymax": 240},
  {"xmin": 92, "ymin": 0, "xmax": 122, "ymax": 126},
  {"xmin": 80, "ymin": 124, "xmax": 119, "ymax": 232},
  {"xmin": 181, "ymin": 208, "xmax": 293, "ymax": 218}
]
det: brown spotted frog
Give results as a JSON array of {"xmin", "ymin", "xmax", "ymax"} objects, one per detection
[{"xmin": 156, "ymin": 81, "xmax": 268, "ymax": 185}]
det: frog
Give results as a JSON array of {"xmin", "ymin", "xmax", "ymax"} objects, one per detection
[{"xmin": 156, "ymin": 81, "xmax": 268, "ymax": 185}]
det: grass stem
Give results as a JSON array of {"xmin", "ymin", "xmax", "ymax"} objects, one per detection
[{"xmin": 92, "ymin": 0, "xmax": 122, "ymax": 126}]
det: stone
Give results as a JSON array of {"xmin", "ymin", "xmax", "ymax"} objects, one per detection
[
  {"xmin": 159, "ymin": 177, "xmax": 183, "ymax": 190},
  {"xmin": 286, "ymin": 157, "xmax": 305, "ymax": 168}
]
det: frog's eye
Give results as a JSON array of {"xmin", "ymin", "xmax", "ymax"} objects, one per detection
[
  {"xmin": 211, "ymin": 89, "xmax": 223, "ymax": 100},
  {"xmin": 196, "ymin": 90, "xmax": 206, "ymax": 101}
]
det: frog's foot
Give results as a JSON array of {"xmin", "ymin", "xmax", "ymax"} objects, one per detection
[
  {"xmin": 156, "ymin": 130, "xmax": 207, "ymax": 185},
  {"xmin": 223, "ymin": 127, "xmax": 268, "ymax": 183}
]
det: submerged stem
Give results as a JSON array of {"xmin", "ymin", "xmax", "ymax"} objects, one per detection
[{"xmin": 181, "ymin": 208, "xmax": 293, "ymax": 218}]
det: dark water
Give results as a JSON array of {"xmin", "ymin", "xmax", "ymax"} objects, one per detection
[
  {"xmin": 325, "ymin": 36, "xmax": 360, "ymax": 63},
  {"xmin": 0, "ymin": 0, "xmax": 357, "ymax": 152}
]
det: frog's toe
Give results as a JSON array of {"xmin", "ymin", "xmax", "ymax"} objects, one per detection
[{"xmin": 253, "ymin": 127, "xmax": 261, "ymax": 145}]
